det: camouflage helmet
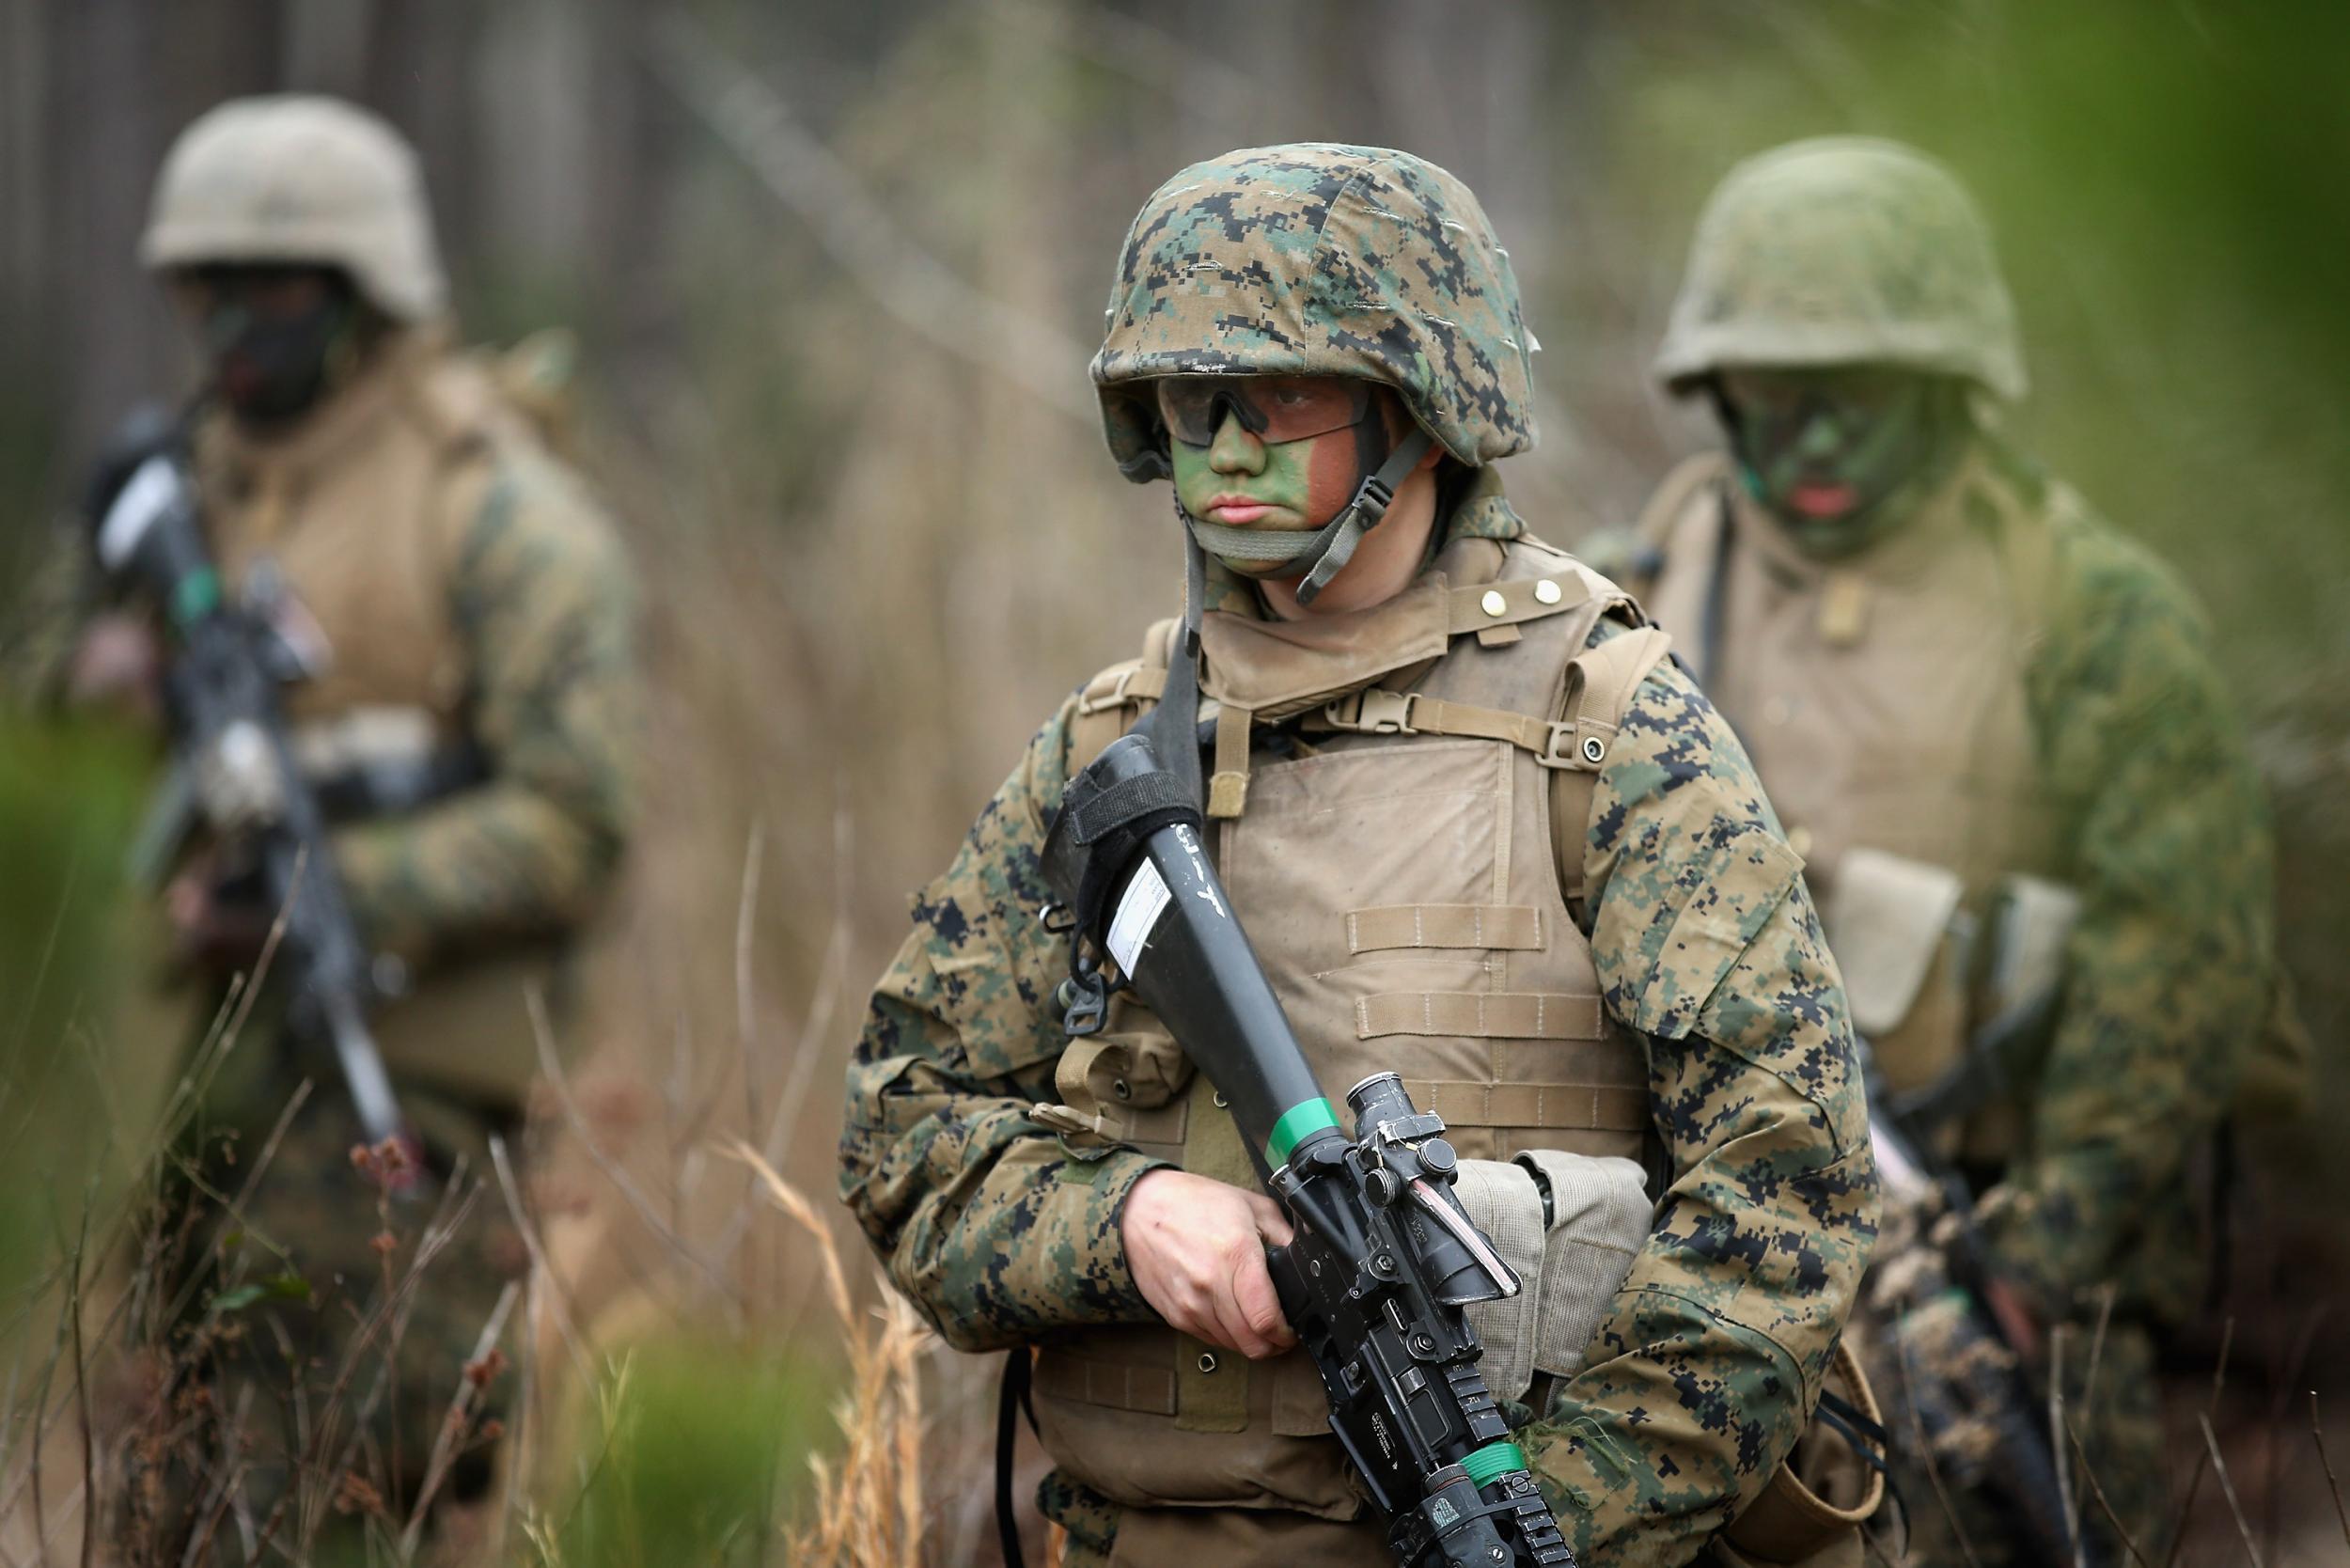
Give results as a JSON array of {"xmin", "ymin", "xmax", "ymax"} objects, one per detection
[
  {"xmin": 1091, "ymin": 144, "xmax": 1539, "ymax": 480},
  {"xmin": 1655, "ymin": 137, "xmax": 2027, "ymax": 401},
  {"xmin": 141, "ymin": 95, "xmax": 446, "ymax": 323}
]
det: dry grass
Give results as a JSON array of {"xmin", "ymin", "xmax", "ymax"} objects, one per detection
[{"xmin": 728, "ymin": 1140, "xmax": 930, "ymax": 1567}]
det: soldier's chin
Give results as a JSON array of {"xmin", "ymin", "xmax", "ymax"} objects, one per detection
[{"xmin": 1219, "ymin": 556, "xmax": 1309, "ymax": 580}]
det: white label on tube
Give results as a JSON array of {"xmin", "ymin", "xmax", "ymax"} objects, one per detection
[{"xmin": 1105, "ymin": 856, "xmax": 1172, "ymax": 977}]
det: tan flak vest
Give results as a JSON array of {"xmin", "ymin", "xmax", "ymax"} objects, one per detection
[
  {"xmin": 1029, "ymin": 534, "xmax": 1669, "ymax": 1559},
  {"xmin": 190, "ymin": 327, "xmax": 566, "ymax": 1107},
  {"xmin": 1634, "ymin": 449, "xmax": 2065, "ymax": 1148}
]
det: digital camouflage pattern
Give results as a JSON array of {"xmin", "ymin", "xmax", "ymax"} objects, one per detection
[
  {"xmin": 1091, "ymin": 144, "xmax": 1539, "ymax": 478},
  {"xmin": 1653, "ymin": 138, "xmax": 2028, "ymax": 401},
  {"xmin": 841, "ymin": 483, "xmax": 1880, "ymax": 1567},
  {"xmin": 1957, "ymin": 447, "xmax": 2274, "ymax": 1322}
]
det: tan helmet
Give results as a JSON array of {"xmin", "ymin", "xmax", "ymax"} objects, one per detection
[
  {"xmin": 141, "ymin": 95, "xmax": 446, "ymax": 323},
  {"xmin": 1654, "ymin": 136, "xmax": 2027, "ymax": 401}
]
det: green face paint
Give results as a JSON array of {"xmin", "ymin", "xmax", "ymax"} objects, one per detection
[
  {"xmin": 1162, "ymin": 377, "xmax": 1376, "ymax": 577},
  {"xmin": 1717, "ymin": 367, "xmax": 1967, "ymax": 557}
]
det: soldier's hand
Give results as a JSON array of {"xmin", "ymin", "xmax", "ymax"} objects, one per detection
[
  {"xmin": 1120, "ymin": 1168, "xmax": 1298, "ymax": 1360},
  {"xmin": 1982, "ymin": 1275, "xmax": 2044, "ymax": 1363},
  {"xmin": 64, "ymin": 613, "xmax": 162, "ymax": 722},
  {"xmin": 166, "ymin": 865, "xmax": 272, "ymax": 973}
]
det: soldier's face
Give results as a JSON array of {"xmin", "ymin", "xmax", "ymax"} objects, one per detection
[
  {"xmin": 167, "ymin": 263, "xmax": 361, "ymax": 430},
  {"xmin": 1160, "ymin": 378, "xmax": 1395, "ymax": 568},
  {"xmin": 1717, "ymin": 367, "xmax": 1953, "ymax": 550}
]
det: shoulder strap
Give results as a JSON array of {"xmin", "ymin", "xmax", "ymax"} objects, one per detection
[
  {"xmin": 1068, "ymin": 617, "xmax": 1176, "ymax": 768},
  {"xmin": 1621, "ymin": 452, "xmax": 1728, "ymax": 597},
  {"xmin": 1549, "ymin": 623, "xmax": 1673, "ymax": 905}
]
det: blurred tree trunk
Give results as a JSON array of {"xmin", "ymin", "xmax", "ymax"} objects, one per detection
[{"xmin": 50, "ymin": 0, "xmax": 170, "ymax": 463}]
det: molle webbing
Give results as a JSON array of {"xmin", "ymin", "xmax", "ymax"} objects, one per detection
[
  {"xmin": 1347, "ymin": 903, "xmax": 1542, "ymax": 953},
  {"xmin": 1354, "ymin": 990, "xmax": 1604, "ymax": 1042},
  {"xmin": 1402, "ymin": 1078, "xmax": 1651, "ymax": 1135},
  {"xmin": 1037, "ymin": 1353, "xmax": 1177, "ymax": 1417}
]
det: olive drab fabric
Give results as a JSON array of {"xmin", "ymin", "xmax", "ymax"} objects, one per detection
[
  {"xmin": 1091, "ymin": 144, "xmax": 1539, "ymax": 477},
  {"xmin": 1653, "ymin": 138, "xmax": 2027, "ymax": 401},
  {"xmin": 142, "ymin": 94, "xmax": 447, "ymax": 322}
]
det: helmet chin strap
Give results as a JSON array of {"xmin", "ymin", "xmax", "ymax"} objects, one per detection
[{"xmin": 1180, "ymin": 426, "xmax": 1434, "ymax": 606}]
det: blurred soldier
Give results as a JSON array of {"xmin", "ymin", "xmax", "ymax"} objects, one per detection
[
  {"xmin": 62, "ymin": 95, "xmax": 636, "ymax": 1555},
  {"xmin": 1613, "ymin": 137, "xmax": 2289, "ymax": 1565},
  {"xmin": 842, "ymin": 144, "xmax": 1882, "ymax": 1568}
]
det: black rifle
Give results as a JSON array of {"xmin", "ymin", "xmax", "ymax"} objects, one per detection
[
  {"xmin": 1860, "ymin": 1022, "xmax": 2092, "ymax": 1568},
  {"xmin": 1042, "ymin": 730, "xmax": 1574, "ymax": 1568},
  {"xmin": 88, "ymin": 419, "xmax": 415, "ymax": 1177}
]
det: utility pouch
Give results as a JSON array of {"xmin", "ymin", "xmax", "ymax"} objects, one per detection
[
  {"xmin": 1824, "ymin": 848, "xmax": 1968, "ymax": 1094},
  {"xmin": 1979, "ymin": 872, "xmax": 2079, "ymax": 1028},
  {"xmin": 1714, "ymin": 1341, "xmax": 1887, "ymax": 1568},
  {"xmin": 1454, "ymin": 1150, "xmax": 1651, "ymax": 1402},
  {"xmin": 1031, "ymin": 1006, "xmax": 1195, "ymax": 1155}
]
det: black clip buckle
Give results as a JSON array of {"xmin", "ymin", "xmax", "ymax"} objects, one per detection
[{"xmin": 1057, "ymin": 954, "xmax": 1111, "ymax": 1038}]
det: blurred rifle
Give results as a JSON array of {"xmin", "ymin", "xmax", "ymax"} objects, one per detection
[
  {"xmin": 1860, "ymin": 984, "xmax": 2096, "ymax": 1568},
  {"xmin": 1040, "ymin": 728, "xmax": 1574, "ymax": 1568},
  {"xmin": 86, "ymin": 409, "xmax": 417, "ymax": 1181}
]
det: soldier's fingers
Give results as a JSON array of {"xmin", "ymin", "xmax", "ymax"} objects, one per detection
[
  {"xmin": 1244, "ymin": 1193, "xmax": 1294, "ymax": 1248},
  {"xmin": 1206, "ymin": 1275, "xmax": 1277, "ymax": 1360},
  {"xmin": 1212, "ymin": 1247, "xmax": 1289, "ymax": 1359},
  {"xmin": 1230, "ymin": 1249, "xmax": 1296, "ymax": 1355}
]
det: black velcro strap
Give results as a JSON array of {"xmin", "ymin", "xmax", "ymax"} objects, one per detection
[
  {"xmin": 1063, "ymin": 762, "xmax": 1203, "ymax": 967},
  {"xmin": 1064, "ymin": 769, "xmax": 1198, "ymax": 847}
]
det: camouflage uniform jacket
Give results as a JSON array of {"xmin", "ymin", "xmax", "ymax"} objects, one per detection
[
  {"xmin": 842, "ymin": 488, "xmax": 1880, "ymax": 1566},
  {"xmin": 1613, "ymin": 438, "xmax": 2275, "ymax": 1325},
  {"xmin": 199, "ymin": 329, "xmax": 634, "ymax": 965}
]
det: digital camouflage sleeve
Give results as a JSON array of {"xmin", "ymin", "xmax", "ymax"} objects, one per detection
[
  {"xmin": 841, "ymin": 626, "xmax": 1876, "ymax": 1568},
  {"xmin": 333, "ymin": 455, "xmax": 638, "ymax": 965},
  {"xmin": 1972, "ymin": 499, "xmax": 2274, "ymax": 1321}
]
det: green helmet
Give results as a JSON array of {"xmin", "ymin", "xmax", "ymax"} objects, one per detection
[
  {"xmin": 141, "ymin": 95, "xmax": 446, "ymax": 323},
  {"xmin": 1654, "ymin": 136, "xmax": 2027, "ymax": 401},
  {"xmin": 1091, "ymin": 143, "xmax": 1539, "ymax": 482}
]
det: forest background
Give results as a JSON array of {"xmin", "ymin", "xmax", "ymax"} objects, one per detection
[{"xmin": 1, "ymin": 1, "xmax": 2346, "ymax": 1562}]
